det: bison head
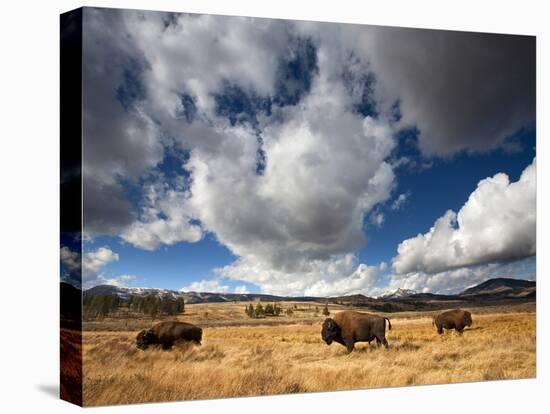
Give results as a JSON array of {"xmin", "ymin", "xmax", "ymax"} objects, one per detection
[
  {"xmin": 321, "ymin": 318, "xmax": 340, "ymax": 345},
  {"xmin": 136, "ymin": 329, "xmax": 157, "ymax": 350},
  {"xmin": 192, "ymin": 327, "xmax": 203, "ymax": 345},
  {"xmin": 464, "ymin": 312, "xmax": 473, "ymax": 327}
]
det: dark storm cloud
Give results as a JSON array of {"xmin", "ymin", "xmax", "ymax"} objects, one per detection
[
  {"xmin": 82, "ymin": 8, "xmax": 163, "ymax": 235},
  {"xmin": 364, "ymin": 28, "xmax": 535, "ymax": 155},
  {"xmin": 83, "ymin": 177, "xmax": 136, "ymax": 234}
]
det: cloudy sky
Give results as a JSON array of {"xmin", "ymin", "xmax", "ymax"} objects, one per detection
[{"xmin": 60, "ymin": 8, "xmax": 536, "ymax": 296}]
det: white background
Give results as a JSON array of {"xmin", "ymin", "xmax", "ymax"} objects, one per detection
[{"xmin": 0, "ymin": 0, "xmax": 548, "ymax": 412}]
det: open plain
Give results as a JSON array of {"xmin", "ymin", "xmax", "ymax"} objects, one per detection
[{"xmin": 81, "ymin": 301, "xmax": 536, "ymax": 406}]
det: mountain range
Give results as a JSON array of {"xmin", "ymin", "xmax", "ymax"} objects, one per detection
[{"xmin": 80, "ymin": 277, "xmax": 535, "ymax": 311}]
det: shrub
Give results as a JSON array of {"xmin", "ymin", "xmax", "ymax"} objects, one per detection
[{"xmin": 254, "ymin": 303, "xmax": 265, "ymax": 318}]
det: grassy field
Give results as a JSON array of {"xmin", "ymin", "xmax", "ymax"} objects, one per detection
[
  {"xmin": 60, "ymin": 327, "xmax": 82, "ymax": 405},
  {"xmin": 82, "ymin": 302, "xmax": 536, "ymax": 406}
]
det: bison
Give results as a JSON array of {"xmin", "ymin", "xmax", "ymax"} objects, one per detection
[
  {"xmin": 433, "ymin": 309, "xmax": 472, "ymax": 335},
  {"xmin": 321, "ymin": 311, "xmax": 391, "ymax": 353},
  {"xmin": 136, "ymin": 321, "xmax": 202, "ymax": 350}
]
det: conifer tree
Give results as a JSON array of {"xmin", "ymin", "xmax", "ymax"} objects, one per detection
[{"xmin": 255, "ymin": 302, "xmax": 265, "ymax": 318}]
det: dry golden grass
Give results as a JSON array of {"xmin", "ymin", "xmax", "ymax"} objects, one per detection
[
  {"xmin": 82, "ymin": 304, "xmax": 536, "ymax": 406},
  {"xmin": 83, "ymin": 300, "xmax": 344, "ymax": 331},
  {"xmin": 60, "ymin": 327, "xmax": 82, "ymax": 405}
]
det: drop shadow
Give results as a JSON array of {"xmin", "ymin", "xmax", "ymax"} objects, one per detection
[{"xmin": 36, "ymin": 384, "xmax": 59, "ymax": 399}]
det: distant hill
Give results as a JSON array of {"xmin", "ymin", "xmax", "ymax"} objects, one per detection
[
  {"xmin": 83, "ymin": 284, "xmax": 320, "ymax": 304},
  {"xmin": 459, "ymin": 277, "xmax": 535, "ymax": 298},
  {"xmin": 60, "ymin": 282, "xmax": 82, "ymax": 325},
  {"xmin": 82, "ymin": 277, "xmax": 536, "ymax": 311},
  {"xmin": 84, "ymin": 284, "xmax": 181, "ymax": 300}
]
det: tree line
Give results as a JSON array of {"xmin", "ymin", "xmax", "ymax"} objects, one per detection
[
  {"xmin": 245, "ymin": 302, "xmax": 284, "ymax": 318},
  {"xmin": 244, "ymin": 302, "xmax": 330, "ymax": 318},
  {"xmin": 83, "ymin": 294, "xmax": 185, "ymax": 320}
]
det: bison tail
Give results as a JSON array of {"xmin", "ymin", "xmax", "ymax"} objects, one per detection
[{"xmin": 385, "ymin": 317, "xmax": 392, "ymax": 331}]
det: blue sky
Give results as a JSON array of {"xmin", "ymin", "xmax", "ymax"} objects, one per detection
[
  {"xmin": 61, "ymin": 8, "xmax": 536, "ymax": 296},
  {"xmin": 83, "ymin": 234, "xmax": 250, "ymax": 292}
]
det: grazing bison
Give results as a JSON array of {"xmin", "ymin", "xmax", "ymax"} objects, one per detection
[
  {"xmin": 136, "ymin": 321, "xmax": 202, "ymax": 350},
  {"xmin": 321, "ymin": 311, "xmax": 391, "ymax": 353},
  {"xmin": 433, "ymin": 309, "xmax": 472, "ymax": 335}
]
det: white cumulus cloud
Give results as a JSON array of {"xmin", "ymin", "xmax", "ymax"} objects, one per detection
[
  {"xmin": 392, "ymin": 158, "xmax": 536, "ymax": 275},
  {"xmin": 234, "ymin": 285, "xmax": 250, "ymax": 294},
  {"xmin": 304, "ymin": 263, "xmax": 379, "ymax": 297},
  {"xmin": 60, "ymin": 246, "xmax": 80, "ymax": 272},
  {"xmin": 383, "ymin": 256, "xmax": 535, "ymax": 295},
  {"xmin": 121, "ymin": 179, "xmax": 202, "ymax": 250},
  {"xmin": 216, "ymin": 254, "xmax": 382, "ymax": 297},
  {"xmin": 181, "ymin": 279, "xmax": 230, "ymax": 293},
  {"xmin": 82, "ymin": 246, "xmax": 135, "ymax": 289},
  {"xmin": 186, "ymin": 63, "xmax": 395, "ymax": 279},
  {"xmin": 62, "ymin": 245, "xmax": 137, "ymax": 289}
]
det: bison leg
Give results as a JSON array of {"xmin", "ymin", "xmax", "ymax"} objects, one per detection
[
  {"xmin": 375, "ymin": 336, "xmax": 388, "ymax": 348},
  {"xmin": 436, "ymin": 324, "xmax": 443, "ymax": 335},
  {"xmin": 344, "ymin": 338, "xmax": 355, "ymax": 353}
]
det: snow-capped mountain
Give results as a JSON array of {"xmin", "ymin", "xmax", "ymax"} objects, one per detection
[
  {"xmin": 83, "ymin": 284, "xmax": 182, "ymax": 300},
  {"xmin": 379, "ymin": 288, "xmax": 418, "ymax": 300},
  {"xmin": 81, "ymin": 277, "xmax": 535, "ymax": 306},
  {"xmin": 83, "ymin": 284, "xmax": 314, "ymax": 304}
]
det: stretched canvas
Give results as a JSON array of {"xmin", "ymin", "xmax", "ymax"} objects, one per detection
[{"xmin": 60, "ymin": 6, "xmax": 536, "ymax": 407}]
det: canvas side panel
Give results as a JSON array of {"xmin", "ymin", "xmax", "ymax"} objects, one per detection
[{"xmin": 60, "ymin": 8, "xmax": 83, "ymax": 407}]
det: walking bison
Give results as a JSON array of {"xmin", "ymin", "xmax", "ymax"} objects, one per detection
[
  {"xmin": 321, "ymin": 310, "xmax": 391, "ymax": 353},
  {"xmin": 136, "ymin": 321, "xmax": 202, "ymax": 350},
  {"xmin": 433, "ymin": 309, "xmax": 472, "ymax": 334}
]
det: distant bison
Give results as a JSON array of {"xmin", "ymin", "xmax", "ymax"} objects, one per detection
[
  {"xmin": 322, "ymin": 311, "xmax": 391, "ymax": 353},
  {"xmin": 433, "ymin": 309, "xmax": 472, "ymax": 335},
  {"xmin": 136, "ymin": 321, "xmax": 202, "ymax": 350}
]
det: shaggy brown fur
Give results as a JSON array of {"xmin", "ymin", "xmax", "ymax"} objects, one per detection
[
  {"xmin": 322, "ymin": 311, "xmax": 391, "ymax": 353},
  {"xmin": 433, "ymin": 309, "xmax": 473, "ymax": 334},
  {"xmin": 136, "ymin": 321, "xmax": 202, "ymax": 350}
]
